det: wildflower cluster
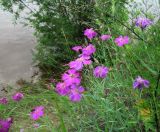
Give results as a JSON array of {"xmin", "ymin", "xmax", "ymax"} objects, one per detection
[
  {"xmin": 0, "ymin": 92, "xmax": 24, "ymax": 131},
  {"xmin": 55, "ymin": 27, "xmax": 151, "ymax": 103},
  {"xmin": 0, "ymin": 92, "xmax": 24, "ymax": 105},
  {"xmin": 55, "ymin": 28, "xmax": 111, "ymax": 102},
  {"xmin": 0, "ymin": 24, "xmax": 152, "ymax": 130},
  {"xmin": 0, "ymin": 91, "xmax": 45, "ymax": 130},
  {"xmin": 56, "ymin": 44, "xmax": 96, "ymax": 102}
]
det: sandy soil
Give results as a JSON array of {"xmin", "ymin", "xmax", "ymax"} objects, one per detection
[{"xmin": 0, "ymin": 10, "xmax": 37, "ymax": 95}]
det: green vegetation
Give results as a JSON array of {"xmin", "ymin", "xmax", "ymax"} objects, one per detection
[{"xmin": 0, "ymin": 0, "xmax": 160, "ymax": 131}]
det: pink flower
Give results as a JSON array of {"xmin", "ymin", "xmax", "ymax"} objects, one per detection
[
  {"xmin": 0, "ymin": 118, "xmax": 13, "ymax": 132},
  {"xmin": 82, "ymin": 44, "xmax": 96, "ymax": 56},
  {"xmin": 93, "ymin": 66, "xmax": 109, "ymax": 78},
  {"xmin": 69, "ymin": 86, "xmax": 85, "ymax": 102},
  {"xmin": 135, "ymin": 17, "xmax": 152, "ymax": 29},
  {"xmin": 77, "ymin": 86, "xmax": 85, "ymax": 93},
  {"xmin": 72, "ymin": 46, "xmax": 82, "ymax": 52},
  {"xmin": 84, "ymin": 28, "xmax": 97, "ymax": 39},
  {"xmin": 31, "ymin": 106, "xmax": 44, "ymax": 120},
  {"xmin": 69, "ymin": 55, "xmax": 92, "ymax": 71},
  {"xmin": 0, "ymin": 97, "xmax": 8, "ymax": 105},
  {"xmin": 69, "ymin": 91, "xmax": 82, "ymax": 102},
  {"xmin": 100, "ymin": 34, "xmax": 111, "ymax": 41},
  {"xmin": 55, "ymin": 82, "xmax": 70, "ymax": 96},
  {"xmin": 133, "ymin": 76, "xmax": 149, "ymax": 89},
  {"xmin": 12, "ymin": 92, "xmax": 24, "ymax": 102},
  {"xmin": 115, "ymin": 36, "xmax": 129, "ymax": 47},
  {"xmin": 62, "ymin": 69, "xmax": 81, "ymax": 86}
]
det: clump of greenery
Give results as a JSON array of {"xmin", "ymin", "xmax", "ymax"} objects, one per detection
[{"xmin": 0, "ymin": 0, "xmax": 95, "ymax": 71}]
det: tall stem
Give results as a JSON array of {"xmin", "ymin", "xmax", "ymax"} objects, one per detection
[
  {"xmin": 153, "ymin": 71, "xmax": 160, "ymax": 131},
  {"xmin": 55, "ymin": 99, "xmax": 67, "ymax": 132}
]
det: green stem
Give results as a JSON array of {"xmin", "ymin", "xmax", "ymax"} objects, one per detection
[
  {"xmin": 105, "ymin": 45, "xmax": 114, "ymax": 66},
  {"xmin": 55, "ymin": 99, "xmax": 67, "ymax": 132},
  {"xmin": 153, "ymin": 71, "xmax": 160, "ymax": 131}
]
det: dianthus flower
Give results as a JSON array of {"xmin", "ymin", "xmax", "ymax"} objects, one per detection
[
  {"xmin": 72, "ymin": 46, "xmax": 82, "ymax": 52},
  {"xmin": 100, "ymin": 34, "xmax": 111, "ymax": 41},
  {"xmin": 62, "ymin": 69, "xmax": 81, "ymax": 86},
  {"xmin": 69, "ymin": 55, "xmax": 92, "ymax": 71},
  {"xmin": 133, "ymin": 76, "xmax": 149, "ymax": 89},
  {"xmin": 31, "ymin": 106, "xmax": 44, "ymax": 120},
  {"xmin": 69, "ymin": 86, "xmax": 85, "ymax": 102},
  {"xmin": 115, "ymin": 36, "xmax": 129, "ymax": 47},
  {"xmin": 55, "ymin": 82, "xmax": 70, "ymax": 96},
  {"xmin": 12, "ymin": 92, "xmax": 24, "ymax": 102},
  {"xmin": 93, "ymin": 66, "xmax": 109, "ymax": 78},
  {"xmin": 0, "ymin": 97, "xmax": 8, "ymax": 105},
  {"xmin": 135, "ymin": 17, "xmax": 152, "ymax": 29},
  {"xmin": 0, "ymin": 118, "xmax": 13, "ymax": 132},
  {"xmin": 84, "ymin": 28, "xmax": 97, "ymax": 39},
  {"xmin": 82, "ymin": 44, "xmax": 96, "ymax": 56}
]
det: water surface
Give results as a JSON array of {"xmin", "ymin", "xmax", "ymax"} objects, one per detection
[{"xmin": 0, "ymin": 9, "xmax": 36, "ymax": 95}]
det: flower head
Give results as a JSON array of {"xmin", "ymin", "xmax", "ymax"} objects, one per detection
[
  {"xmin": 55, "ymin": 82, "xmax": 70, "ymax": 96},
  {"xmin": 84, "ymin": 28, "xmax": 97, "ymax": 40},
  {"xmin": 135, "ymin": 17, "xmax": 152, "ymax": 29},
  {"xmin": 12, "ymin": 92, "xmax": 24, "ymax": 102},
  {"xmin": 69, "ymin": 86, "xmax": 85, "ymax": 102},
  {"xmin": 62, "ymin": 69, "xmax": 81, "ymax": 86},
  {"xmin": 72, "ymin": 46, "xmax": 82, "ymax": 52},
  {"xmin": 69, "ymin": 55, "xmax": 92, "ymax": 71},
  {"xmin": 82, "ymin": 44, "xmax": 96, "ymax": 56},
  {"xmin": 31, "ymin": 106, "xmax": 44, "ymax": 120},
  {"xmin": 78, "ymin": 86, "xmax": 85, "ymax": 93},
  {"xmin": 93, "ymin": 66, "xmax": 109, "ymax": 78},
  {"xmin": 0, "ymin": 97, "xmax": 8, "ymax": 105},
  {"xmin": 115, "ymin": 36, "xmax": 129, "ymax": 47},
  {"xmin": 0, "ymin": 118, "xmax": 13, "ymax": 132},
  {"xmin": 133, "ymin": 76, "xmax": 149, "ymax": 89},
  {"xmin": 100, "ymin": 34, "xmax": 111, "ymax": 41}
]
